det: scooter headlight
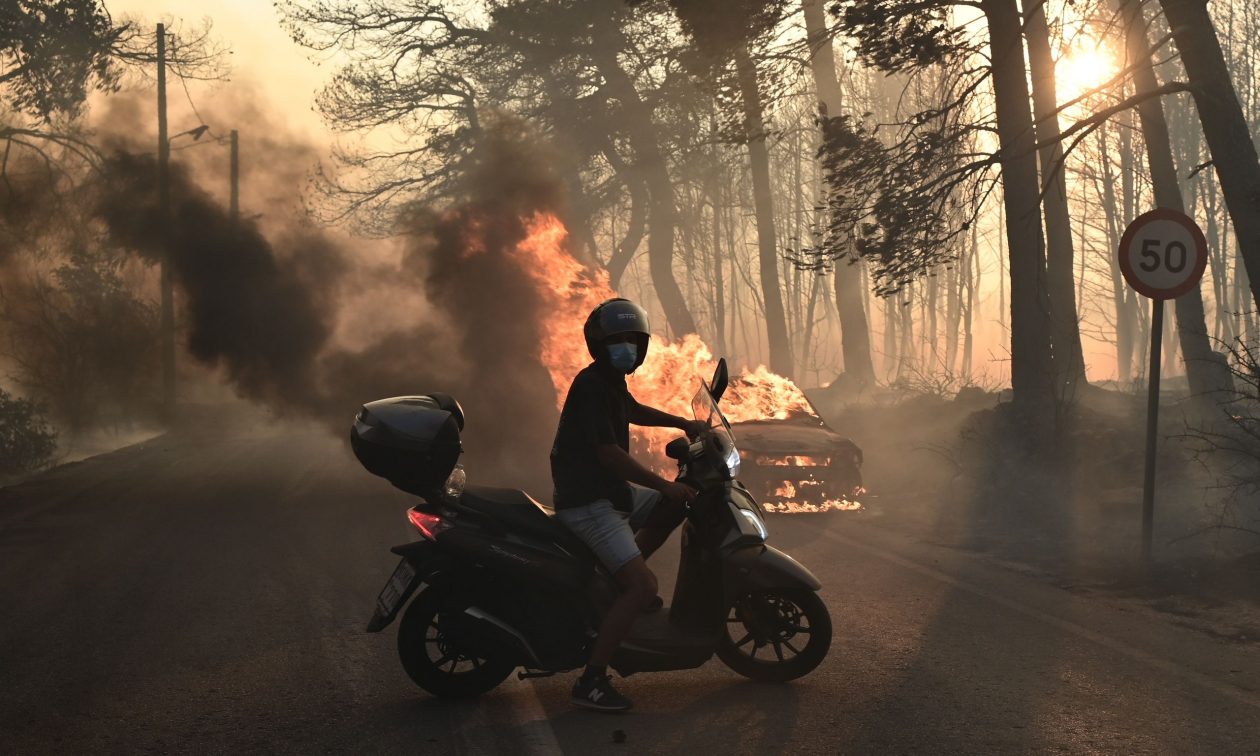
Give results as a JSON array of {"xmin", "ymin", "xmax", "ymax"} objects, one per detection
[
  {"xmin": 729, "ymin": 502, "xmax": 768, "ymax": 541},
  {"xmin": 723, "ymin": 445, "xmax": 741, "ymax": 479}
]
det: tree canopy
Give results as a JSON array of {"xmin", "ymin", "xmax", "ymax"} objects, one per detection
[{"xmin": 0, "ymin": 0, "xmax": 123, "ymax": 122}]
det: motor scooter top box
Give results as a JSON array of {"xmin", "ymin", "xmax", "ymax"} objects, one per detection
[{"xmin": 351, "ymin": 394, "xmax": 463, "ymax": 497}]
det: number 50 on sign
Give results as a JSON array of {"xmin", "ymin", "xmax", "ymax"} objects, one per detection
[{"xmin": 1119, "ymin": 208, "xmax": 1207, "ymax": 300}]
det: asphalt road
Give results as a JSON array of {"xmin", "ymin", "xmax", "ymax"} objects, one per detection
[{"xmin": 3, "ymin": 425, "xmax": 1260, "ymax": 754}]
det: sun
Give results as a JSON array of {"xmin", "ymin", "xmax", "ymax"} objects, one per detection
[{"xmin": 1056, "ymin": 44, "xmax": 1118, "ymax": 103}]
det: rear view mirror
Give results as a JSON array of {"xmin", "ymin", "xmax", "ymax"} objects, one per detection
[
  {"xmin": 710, "ymin": 358, "xmax": 728, "ymax": 403},
  {"xmin": 665, "ymin": 437, "xmax": 691, "ymax": 461}
]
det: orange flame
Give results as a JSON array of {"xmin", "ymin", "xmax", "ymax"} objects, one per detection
[
  {"xmin": 762, "ymin": 498, "xmax": 864, "ymax": 513},
  {"xmin": 509, "ymin": 212, "xmax": 816, "ymax": 440},
  {"xmin": 721, "ymin": 366, "xmax": 815, "ymax": 421},
  {"xmin": 763, "ymin": 479, "xmax": 863, "ymax": 513},
  {"xmin": 757, "ymin": 455, "xmax": 831, "ymax": 467},
  {"xmin": 513, "ymin": 212, "xmax": 608, "ymax": 397}
]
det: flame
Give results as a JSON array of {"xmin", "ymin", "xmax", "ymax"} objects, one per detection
[
  {"xmin": 513, "ymin": 212, "xmax": 609, "ymax": 398},
  {"xmin": 484, "ymin": 210, "xmax": 842, "ymax": 484},
  {"xmin": 721, "ymin": 366, "xmax": 815, "ymax": 421},
  {"xmin": 757, "ymin": 455, "xmax": 830, "ymax": 467},
  {"xmin": 762, "ymin": 498, "xmax": 863, "ymax": 513},
  {"xmin": 508, "ymin": 212, "xmax": 816, "ymax": 440},
  {"xmin": 762, "ymin": 479, "xmax": 863, "ymax": 513}
]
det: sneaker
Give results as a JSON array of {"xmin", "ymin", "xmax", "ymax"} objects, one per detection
[
  {"xmin": 572, "ymin": 674, "xmax": 633, "ymax": 712},
  {"xmin": 642, "ymin": 595, "xmax": 664, "ymax": 613}
]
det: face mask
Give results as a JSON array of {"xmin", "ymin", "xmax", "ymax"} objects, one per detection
[{"xmin": 607, "ymin": 342, "xmax": 638, "ymax": 373}]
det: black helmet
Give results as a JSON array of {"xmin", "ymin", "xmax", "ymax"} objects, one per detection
[{"xmin": 584, "ymin": 298, "xmax": 651, "ymax": 370}]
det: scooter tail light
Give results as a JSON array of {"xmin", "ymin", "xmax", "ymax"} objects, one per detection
[{"xmin": 407, "ymin": 509, "xmax": 451, "ymax": 541}]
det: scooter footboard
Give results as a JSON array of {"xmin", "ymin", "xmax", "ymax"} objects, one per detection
[{"xmin": 725, "ymin": 544, "xmax": 822, "ymax": 593}]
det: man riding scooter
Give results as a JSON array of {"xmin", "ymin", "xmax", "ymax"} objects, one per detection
[{"xmin": 551, "ymin": 298, "xmax": 706, "ymax": 712}]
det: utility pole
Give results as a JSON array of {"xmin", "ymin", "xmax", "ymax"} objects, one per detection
[
  {"xmin": 157, "ymin": 23, "xmax": 175, "ymax": 420},
  {"xmin": 229, "ymin": 129, "xmax": 239, "ymax": 225}
]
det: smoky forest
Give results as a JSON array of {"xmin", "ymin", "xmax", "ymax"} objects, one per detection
[{"xmin": 6, "ymin": 0, "xmax": 1260, "ymax": 590}]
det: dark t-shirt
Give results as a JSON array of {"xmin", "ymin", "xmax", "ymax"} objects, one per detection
[{"xmin": 550, "ymin": 362, "xmax": 640, "ymax": 511}]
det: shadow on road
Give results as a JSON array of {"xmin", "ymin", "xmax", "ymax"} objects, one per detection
[
  {"xmin": 547, "ymin": 678, "xmax": 802, "ymax": 754},
  {"xmin": 835, "ymin": 431, "xmax": 1079, "ymax": 752}
]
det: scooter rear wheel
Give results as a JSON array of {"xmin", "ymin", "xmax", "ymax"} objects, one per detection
[
  {"xmin": 717, "ymin": 588, "xmax": 831, "ymax": 682},
  {"xmin": 397, "ymin": 587, "xmax": 515, "ymax": 698}
]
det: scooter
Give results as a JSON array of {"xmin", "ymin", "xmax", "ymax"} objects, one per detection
[{"xmin": 353, "ymin": 359, "xmax": 831, "ymax": 698}]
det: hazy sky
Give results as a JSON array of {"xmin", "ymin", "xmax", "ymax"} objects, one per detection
[{"xmin": 109, "ymin": 0, "xmax": 333, "ymax": 145}]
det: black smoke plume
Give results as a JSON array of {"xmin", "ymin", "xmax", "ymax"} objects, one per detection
[
  {"xmin": 98, "ymin": 151, "xmax": 333, "ymax": 410},
  {"xmin": 93, "ymin": 119, "xmax": 573, "ymax": 496},
  {"xmin": 393, "ymin": 120, "xmax": 569, "ymax": 492}
]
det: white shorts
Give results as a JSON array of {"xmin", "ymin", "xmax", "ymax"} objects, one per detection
[{"xmin": 554, "ymin": 485, "xmax": 661, "ymax": 573}]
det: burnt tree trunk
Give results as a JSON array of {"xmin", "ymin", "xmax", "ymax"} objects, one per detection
[
  {"xmin": 1023, "ymin": 0, "xmax": 1087, "ymax": 391},
  {"xmin": 899, "ymin": 286, "xmax": 916, "ymax": 378},
  {"xmin": 884, "ymin": 296, "xmax": 898, "ymax": 379},
  {"xmin": 803, "ymin": 0, "xmax": 875, "ymax": 385},
  {"xmin": 1121, "ymin": 0, "xmax": 1231, "ymax": 400},
  {"xmin": 708, "ymin": 156, "xmax": 728, "ymax": 356},
  {"xmin": 600, "ymin": 145, "xmax": 647, "ymax": 288},
  {"xmin": 734, "ymin": 46, "xmax": 794, "ymax": 377},
  {"xmin": 946, "ymin": 259, "xmax": 961, "ymax": 373},
  {"xmin": 984, "ymin": 0, "xmax": 1057, "ymax": 418},
  {"xmin": 963, "ymin": 223, "xmax": 978, "ymax": 379},
  {"xmin": 1121, "ymin": 108, "xmax": 1150, "ymax": 366},
  {"xmin": 926, "ymin": 269, "xmax": 939, "ymax": 364},
  {"xmin": 1159, "ymin": 0, "xmax": 1260, "ymax": 317},
  {"xmin": 1099, "ymin": 123, "xmax": 1135, "ymax": 382},
  {"xmin": 1204, "ymin": 171, "xmax": 1231, "ymax": 343},
  {"xmin": 591, "ymin": 43, "xmax": 697, "ymax": 336}
]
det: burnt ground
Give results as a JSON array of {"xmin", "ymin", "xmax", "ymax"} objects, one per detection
[{"xmin": 808, "ymin": 380, "xmax": 1260, "ymax": 647}]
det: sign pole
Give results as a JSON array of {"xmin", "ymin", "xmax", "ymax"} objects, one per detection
[
  {"xmin": 1118, "ymin": 207, "xmax": 1206, "ymax": 564},
  {"xmin": 1141, "ymin": 299, "xmax": 1163, "ymax": 562}
]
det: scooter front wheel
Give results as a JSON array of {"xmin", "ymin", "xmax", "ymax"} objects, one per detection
[
  {"xmin": 718, "ymin": 588, "xmax": 832, "ymax": 682},
  {"xmin": 397, "ymin": 587, "xmax": 515, "ymax": 698}
]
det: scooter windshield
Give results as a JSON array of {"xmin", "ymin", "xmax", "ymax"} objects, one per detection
[{"xmin": 692, "ymin": 381, "xmax": 741, "ymax": 478}]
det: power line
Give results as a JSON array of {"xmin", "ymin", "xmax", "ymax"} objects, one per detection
[
  {"xmin": 175, "ymin": 67, "xmax": 215, "ymax": 136},
  {"xmin": 169, "ymin": 69, "xmax": 230, "ymax": 150},
  {"xmin": 167, "ymin": 37, "xmax": 224, "ymax": 142}
]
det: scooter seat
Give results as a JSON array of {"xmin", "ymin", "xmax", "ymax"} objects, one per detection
[{"xmin": 459, "ymin": 485, "xmax": 594, "ymax": 563}]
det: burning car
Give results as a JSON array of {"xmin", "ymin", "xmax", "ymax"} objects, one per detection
[
  {"xmin": 494, "ymin": 212, "xmax": 862, "ymax": 512},
  {"xmin": 730, "ymin": 401, "xmax": 863, "ymax": 514}
]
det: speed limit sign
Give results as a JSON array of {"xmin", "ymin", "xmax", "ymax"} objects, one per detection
[
  {"xmin": 1118, "ymin": 208, "xmax": 1207, "ymax": 300},
  {"xmin": 1119, "ymin": 207, "xmax": 1208, "ymax": 563}
]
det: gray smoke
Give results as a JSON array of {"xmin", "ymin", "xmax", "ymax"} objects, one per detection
[{"xmin": 90, "ymin": 112, "xmax": 573, "ymax": 495}]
